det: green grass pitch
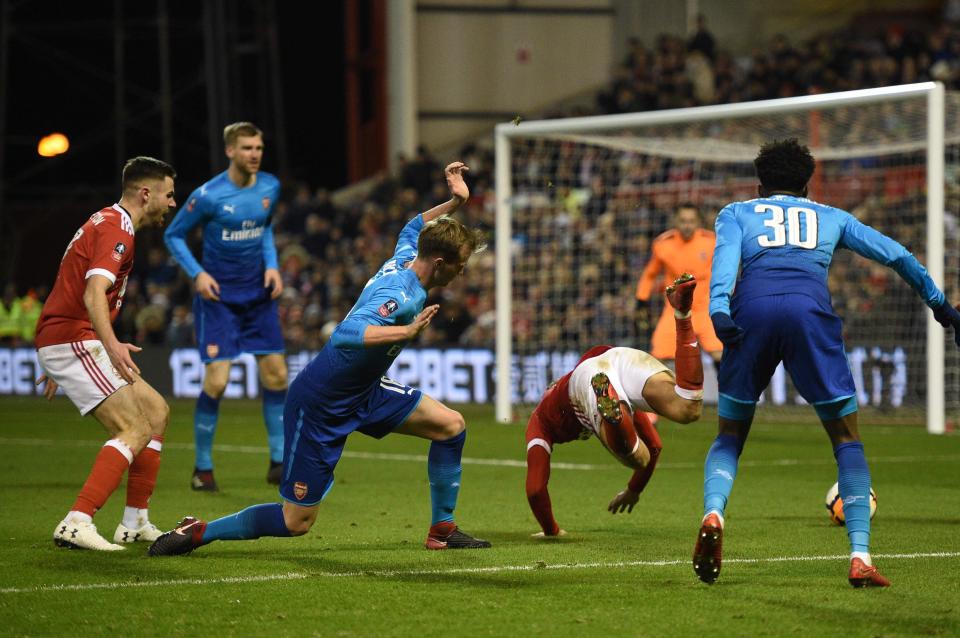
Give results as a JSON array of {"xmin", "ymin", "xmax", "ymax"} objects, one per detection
[{"xmin": 1, "ymin": 396, "xmax": 958, "ymax": 637}]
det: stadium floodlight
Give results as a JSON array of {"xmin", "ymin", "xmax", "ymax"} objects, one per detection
[{"xmin": 495, "ymin": 82, "xmax": 955, "ymax": 434}]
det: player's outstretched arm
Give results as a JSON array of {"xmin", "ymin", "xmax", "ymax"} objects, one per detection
[
  {"xmin": 840, "ymin": 216, "xmax": 946, "ymax": 310},
  {"xmin": 330, "ymin": 305, "xmax": 439, "ymax": 349},
  {"xmin": 421, "ymin": 162, "xmax": 470, "ymax": 223},
  {"xmin": 83, "ymin": 275, "xmax": 141, "ymax": 384},
  {"xmin": 933, "ymin": 301, "xmax": 960, "ymax": 346},
  {"xmin": 526, "ymin": 443, "xmax": 565, "ymax": 537}
]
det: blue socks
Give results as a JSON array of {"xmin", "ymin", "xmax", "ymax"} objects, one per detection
[
  {"xmin": 262, "ymin": 388, "xmax": 286, "ymax": 464},
  {"xmin": 703, "ymin": 433, "xmax": 743, "ymax": 518},
  {"xmin": 428, "ymin": 430, "xmax": 465, "ymax": 525},
  {"xmin": 200, "ymin": 503, "xmax": 291, "ymax": 545},
  {"xmin": 834, "ymin": 441, "xmax": 871, "ymax": 554},
  {"xmin": 195, "ymin": 389, "xmax": 285, "ymax": 470},
  {"xmin": 194, "ymin": 391, "xmax": 220, "ymax": 471}
]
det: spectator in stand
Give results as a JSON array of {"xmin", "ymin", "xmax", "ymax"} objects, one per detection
[
  {"xmin": 0, "ymin": 283, "xmax": 22, "ymax": 345},
  {"xmin": 18, "ymin": 288, "xmax": 44, "ymax": 343},
  {"xmin": 687, "ymin": 14, "xmax": 716, "ymax": 62}
]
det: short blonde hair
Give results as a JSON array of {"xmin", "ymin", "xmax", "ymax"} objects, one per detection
[
  {"xmin": 223, "ymin": 122, "xmax": 263, "ymax": 147},
  {"xmin": 417, "ymin": 216, "xmax": 487, "ymax": 261}
]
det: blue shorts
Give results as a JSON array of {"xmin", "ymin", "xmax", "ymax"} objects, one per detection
[
  {"xmin": 719, "ymin": 293, "xmax": 856, "ymax": 406},
  {"xmin": 278, "ymin": 376, "xmax": 423, "ymax": 506},
  {"xmin": 194, "ymin": 293, "xmax": 283, "ymax": 362}
]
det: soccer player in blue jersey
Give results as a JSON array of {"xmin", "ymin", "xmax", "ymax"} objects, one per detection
[
  {"xmin": 693, "ymin": 139, "xmax": 960, "ymax": 588},
  {"xmin": 149, "ymin": 161, "xmax": 493, "ymax": 555},
  {"xmin": 164, "ymin": 122, "xmax": 287, "ymax": 491}
]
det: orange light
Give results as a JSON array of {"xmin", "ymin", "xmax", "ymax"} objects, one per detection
[{"xmin": 38, "ymin": 132, "xmax": 69, "ymax": 157}]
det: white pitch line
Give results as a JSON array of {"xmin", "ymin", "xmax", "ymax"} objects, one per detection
[
  {"xmin": 2, "ymin": 551, "xmax": 957, "ymax": 595},
  {"xmin": 0, "ymin": 437, "xmax": 958, "ymax": 472}
]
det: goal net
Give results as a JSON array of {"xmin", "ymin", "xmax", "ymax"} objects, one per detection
[{"xmin": 494, "ymin": 83, "xmax": 959, "ymax": 433}]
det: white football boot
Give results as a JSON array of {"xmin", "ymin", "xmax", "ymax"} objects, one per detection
[
  {"xmin": 114, "ymin": 517, "xmax": 163, "ymax": 544},
  {"xmin": 53, "ymin": 519, "xmax": 125, "ymax": 551}
]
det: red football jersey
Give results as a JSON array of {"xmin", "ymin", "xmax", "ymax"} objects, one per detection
[
  {"xmin": 526, "ymin": 345, "xmax": 614, "ymax": 446},
  {"xmin": 35, "ymin": 204, "xmax": 136, "ymax": 348}
]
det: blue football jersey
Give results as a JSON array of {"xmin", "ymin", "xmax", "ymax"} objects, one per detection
[
  {"xmin": 709, "ymin": 194, "xmax": 944, "ymax": 316},
  {"xmin": 296, "ymin": 214, "xmax": 428, "ymax": 416},
  {"xmin": 164, "ymin": 171, "xmax": 281, "ymax": 302}
]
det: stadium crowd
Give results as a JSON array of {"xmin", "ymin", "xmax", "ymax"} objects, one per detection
[{"xmin": 3, "ymin": 15, "xmax": 959, "ymax": 361}]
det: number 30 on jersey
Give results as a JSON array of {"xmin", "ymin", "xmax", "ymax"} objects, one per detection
[{"xmin": 755, "ymin": 203, "xmax": 818, "ymax": 249}]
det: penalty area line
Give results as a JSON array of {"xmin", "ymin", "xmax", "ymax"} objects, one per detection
[{"xmin": 2, "ymin": 551, "xmax": 958, "ymax": 595}]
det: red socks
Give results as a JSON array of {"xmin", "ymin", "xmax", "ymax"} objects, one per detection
[
  {"xmin": 674, "ymin": 316, "xmax": 704, "ymax": 399},
  {"xmin": 71, "ymin": 439, "xmax": 134, "ymax": 517},
  {"xmin": 126, "ymin": 436, "xmax": 163, "ymax": 509}
]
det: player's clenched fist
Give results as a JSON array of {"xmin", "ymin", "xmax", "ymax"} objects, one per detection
[{"xmin": 444, "ymin": 162, "xmax": 470, "ymax": 202}]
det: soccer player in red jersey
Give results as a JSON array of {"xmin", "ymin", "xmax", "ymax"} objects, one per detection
[
  {"xmin": 35, "ymin": 156, "xmax": 177, "ymax": 551},
  {"xmin": 526, "ymin": 275, "xmax": 704, "ymax": 537}
]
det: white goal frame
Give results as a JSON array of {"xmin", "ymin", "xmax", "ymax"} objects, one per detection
[{"xmin": 494, "ymin": 82, "xmax": 946, "ymax": 433}]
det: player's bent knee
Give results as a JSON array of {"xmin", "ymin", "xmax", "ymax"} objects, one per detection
[
  {"xmin": 442, "ymin": 410, "xmax": 466, "ymax": 439},
  {"xmin": 261, "ymin": 368, "xmax": 288, "ymax": 391},
  {"xmin": 259, "ymin": 355, "xmax": 288, "ymax": 390},
  {"xmin": 118, "ymin": 418, "xmax": 153, "ymax": 453},
  {"xmin": 204, "ymin": 379, "xmax": 228, "ymax": 399},
  {"xmin": 285, "ymin": 521, "xmax": 312, "ymax": 536},
  {"xmin": 152, "ymin": 400, "xmax": 171, "ymax": 434},
  {"xmin": 282, "ymin": 505, "xmax": 318, "ymax": 536}
]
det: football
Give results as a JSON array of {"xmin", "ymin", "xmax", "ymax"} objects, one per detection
[{"xmin": 824, "ymin": 482, "xmax": 877, "ymax": 526}]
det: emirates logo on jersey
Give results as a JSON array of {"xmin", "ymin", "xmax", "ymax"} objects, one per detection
[
  {"xmin": 262, "ymin": 197, "xmax": 271, "ymax": 210},
  {"xmin": 111, "ymin": 242, "xmax": 126, "ymax": 262},
  {"xmin": 293, "ymin": 481, "xmax": 308, "ymax": 500}
]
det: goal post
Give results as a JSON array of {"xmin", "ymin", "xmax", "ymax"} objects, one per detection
[{"xmin": 494, "ymin": 82, "xmax": 953, "ymax": 433}]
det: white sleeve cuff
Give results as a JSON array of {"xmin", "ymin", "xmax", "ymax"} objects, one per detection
[
  {"xmin": 527, "ymin": 438, "xmax": 552, "ymax": 454},
  {"xmin": 85, "ymin": 268, "xmax": 117, "ymax": 284}
]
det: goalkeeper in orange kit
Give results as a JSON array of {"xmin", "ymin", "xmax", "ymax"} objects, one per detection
[{"xmin": 636, "ymin": 204, "xmax": 722, "ymax": 363}]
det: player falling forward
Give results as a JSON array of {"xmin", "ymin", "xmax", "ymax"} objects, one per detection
[
  {"xmin": 526, "ymin": 275, "xmax": 703, "ymax": 536},
  {"xmin": 35, "ymin": 157, "xmax": 177, "ymax": 550},
  {"xmin": 149, "ymin": 162, "xmax": 491, "ymax": 556},
  {"xmin": 696, "ymin": 139, "xmax": 960, "ymax": 588},
  {"xmin": 164, "ymin": 122, "xmax": 287, "ymax": 491}
]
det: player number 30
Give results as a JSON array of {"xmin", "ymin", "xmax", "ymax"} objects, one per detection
[{"xmin": 755, "ymin": 203, "xmax": 818, "ymax": 249}]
